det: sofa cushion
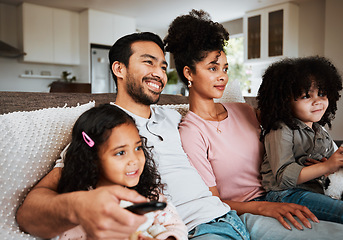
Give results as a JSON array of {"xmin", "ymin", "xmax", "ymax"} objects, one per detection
[{"xmin": 0, "ymin": 101, "xmax": 95, "ymax": 240}]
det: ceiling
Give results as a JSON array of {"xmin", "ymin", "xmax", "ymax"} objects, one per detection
[{"xmin": 0, "ymin": 0, "xmax": 304, "ymax": 32}]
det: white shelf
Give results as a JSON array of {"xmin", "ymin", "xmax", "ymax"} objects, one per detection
[{"xmin": 19, "ymin": 74, "xmax": 60, "ymax": 80}]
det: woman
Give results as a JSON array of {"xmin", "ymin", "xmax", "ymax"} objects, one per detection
[{"xmin": 164, "ymin": 9, "xmax": 343, "ymax": 239}]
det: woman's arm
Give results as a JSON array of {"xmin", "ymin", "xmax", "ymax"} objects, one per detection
[
  {"xmin": 16, "ymin": 167, "xmax": 148, "ymax": 239},
  {"xmin": 209, "ymin": 186, "xmax": 318, "ymax": 231}
]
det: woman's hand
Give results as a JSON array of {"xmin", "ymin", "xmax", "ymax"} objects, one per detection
[{"xmin": 253, "ymin": 201, "xmax": 319, "ymax": 230}]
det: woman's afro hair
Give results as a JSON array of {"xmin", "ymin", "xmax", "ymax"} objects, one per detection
[{"xmin": 164, "ymin": 9, "xmax": 229, "ymax": 85}]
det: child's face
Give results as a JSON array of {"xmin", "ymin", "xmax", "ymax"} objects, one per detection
[
  {"xmin": 291, "ymin": 84, "xmax": 328, "ymax": 128},
  {"xmin": 97, "ymin": 123, "xmax": 145, "ymax": 188}
]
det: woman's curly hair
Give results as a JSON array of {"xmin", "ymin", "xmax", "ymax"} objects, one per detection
[
  {"xmin": 257, "ymin": 56, "xmax": 342, "ymax": 139},
  {"xmin": 164, "ymin": 9, "xmax": 229, "ymax": 87},
  {"xmin": 57, "ymin": 104, "xmax": 163, "ymax": 201}
]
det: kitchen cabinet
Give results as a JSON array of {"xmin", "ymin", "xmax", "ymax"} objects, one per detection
[
  {"xmin": 243, "ymin": 2, "xmax": 299, "ymax": 63},
  {"xmin": 18, "ymin": 3, "xmax": 79, "ymax": 65},
  {"xmin": 88, "ymin": 9, "xmax": 136, "ymax": 46}
]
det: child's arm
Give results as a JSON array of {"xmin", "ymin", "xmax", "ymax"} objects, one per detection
[
  {"xmin": 297, "ymin": 146, "xmax": 343, "ymax": 184},
  {"xmin": 264, "ymin": 126, "xmax": 305, "ymax": 189}
]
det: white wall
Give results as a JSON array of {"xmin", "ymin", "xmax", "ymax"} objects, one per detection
[
  {"xmin": 0, "ymin": 57, "xmax": 78, "ymax": 92},
  {"xmin": 324, "ymin": 0, "xmax": 343, "ymax": 140},
  {"xmin": 297, "ymin": 0, "xmax": 325, "ymax": 56}
]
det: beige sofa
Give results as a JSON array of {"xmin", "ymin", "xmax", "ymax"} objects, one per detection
[
  {"xmin": 0, "ymin": 92, "xmax": 192, "ymax": 240},
  {"xmin": 0, "ymin": 91, "xmax": 256, "ymax": 239}
]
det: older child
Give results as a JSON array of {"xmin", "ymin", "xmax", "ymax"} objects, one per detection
[
  {"xmin": 258, "ymin": 56, "xmax": 343, "ymax": 224},
  {"xmin": 57, "ymin": 104, "xmax": 187, "ymax": 240}
]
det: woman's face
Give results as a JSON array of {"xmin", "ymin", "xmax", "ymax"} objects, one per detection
[
  {"xmin": 189, "ymin": 50, "xmax": 229, "ymax": 99},
  {"xmin": 97, "ymin": 123, "xmax": 146, "ymax": 188}
]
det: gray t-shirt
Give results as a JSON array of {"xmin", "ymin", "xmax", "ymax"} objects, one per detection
[
  {"xmin": 261, "ymin": 119, "xmax": 335, "ymax": 193},
  {"xmin": 114, "ymin": 105, "xmax": 230, "ymax": 231},
  {"xmin": 56, "ymin": 105, "xmax": 230, "ymax": 231}
]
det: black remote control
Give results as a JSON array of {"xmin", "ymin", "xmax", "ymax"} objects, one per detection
[{"xmin": 125, "ymin": 201, "xmax": 167, "ymax": 215}]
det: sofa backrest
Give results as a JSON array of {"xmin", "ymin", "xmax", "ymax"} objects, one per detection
[{"xmin": 0, "ymin": 92, "xmax": 189, "ymax": 115}]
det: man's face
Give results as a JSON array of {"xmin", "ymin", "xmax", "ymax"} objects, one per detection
[{"xmin": 125, "ymin": 41, "xmax": 168, "ymax": 105}]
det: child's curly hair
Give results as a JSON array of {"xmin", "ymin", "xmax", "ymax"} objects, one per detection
[
  {"xmin": 57, "ymin": 104, "xmax": 163, "ymax": 201},
  {"xmin": 164, "ymin": 9, "xmax": 229, "ymax": 87},
  {"xmin": 257, "ymin": 56, "xmax": 342, "ymax": 138}
]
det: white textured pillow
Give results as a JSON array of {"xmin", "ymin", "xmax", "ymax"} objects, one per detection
[
  {"xmin": 0, "ymin": 102, "xmax": 95, "ymax": 240},
  {"xmin": 157, "ymin": 104, "xmax": 189, "ymax": 117},
  {"xmin": 215, "ymin": 79, "xmax": 245, "ymax": 103}
]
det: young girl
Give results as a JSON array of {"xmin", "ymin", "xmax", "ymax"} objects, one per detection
[
  {"xmin": 57, "ymin": 104, "xmax": 187, "ymax": 240},
  {"xmin": 257, "ymin": 56, "xmax": 343, "ymax": 224}
]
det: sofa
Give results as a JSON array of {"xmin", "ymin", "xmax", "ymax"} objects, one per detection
[
  {"xmin": 0, "ymin": 88, "xmax": 251, "ymax": 239},
  {"xmin": 0, "ymin": 91, "xmax": 195, "ymax": 240}
]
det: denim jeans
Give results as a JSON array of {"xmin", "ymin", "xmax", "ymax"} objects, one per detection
[
  {"xmin": 260, "ymin": 188, "xmax": 343, "ymax": 224},
  {"xmin": 240, "ymin": 212, "xmax": 343, "ymax": 240},
  {"xmin": 190, "ymin": 211, "xmax": 343, "ymax": 240},
  {"xmin": 188, "ymin": 210, "xmax": 250, "ymax": 240}
]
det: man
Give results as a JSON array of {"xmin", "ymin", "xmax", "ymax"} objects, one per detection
[{"xmin": 17, "ymin": 32, "xmax": 343, "ymax": 240}]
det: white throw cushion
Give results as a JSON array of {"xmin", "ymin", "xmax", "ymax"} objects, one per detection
[
  {"xmin": 156, "ymin": 104, "xmax": 189, "ymax": 117},
  {"xmin": 0, "ymin": 102, "xmax": 95, "ymax": 240},
  {"xmin": 215, "ymin": 79, "xmax": 245, "ymax": 103}
]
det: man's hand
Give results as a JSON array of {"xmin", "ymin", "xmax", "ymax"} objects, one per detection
[
  {"xmin": 255, "ymin": 201, "xmax": 319, "ymax": 231},
  {"xmin": 71, "ymin": 185, "xmax": 148, "ymax": 240}
]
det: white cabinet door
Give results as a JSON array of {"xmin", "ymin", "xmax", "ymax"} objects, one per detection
[
  {"xmin": 53, "ymin": 8, "xmax": 79, "ymax": 64},
  {"xmin": 20, "ymin": 3, "xmax": 79, "ymax": 65},
  {"xmin": 88, "ymin": 10, "xmax": 114, "ymax": 46},
  {"xmin": 88, "ymin": 9, "xmax": 136, "ymax": 46},
  {"xmin": 112, "ymin": 15, "xmax": 136, "ymax": 42},
  {"xmin": 21, "ymin": 3, "xmax": 54, "ymax": 63}
]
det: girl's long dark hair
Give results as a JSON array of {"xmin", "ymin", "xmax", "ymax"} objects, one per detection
[
  {"xmin": 257, "ymin": 56, "xmax": 342, "ymax": 139},
  {"xmin": 57, "ymin": 104, "xmax": 163, "ymax": 201}
]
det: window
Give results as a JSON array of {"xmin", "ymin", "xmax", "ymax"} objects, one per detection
[{"xmin": 225, "ymin": 36, "xmax": 252, "ymax": 95}]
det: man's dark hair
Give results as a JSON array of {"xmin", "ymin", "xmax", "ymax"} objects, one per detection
[{"xmin": 109, "ymin": 32, "xmax": 164, "ymax": 87}]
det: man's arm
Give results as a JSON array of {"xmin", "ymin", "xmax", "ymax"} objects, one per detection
[{"xmin": 16, "ymin": 167, "xmax": 148, "ymax": 239}]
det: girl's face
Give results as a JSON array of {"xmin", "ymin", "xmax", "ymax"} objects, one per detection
[
  {"xmin": 291, "ymin": 84, "xmax": 328, "ymax": 128},
  {"xmin": 189, "ymin": 50, "xmax": 229, "ymax": 99},
  {"xmin": 97, "ymin": 123, "xmax": 145, "ymax": 188}
]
